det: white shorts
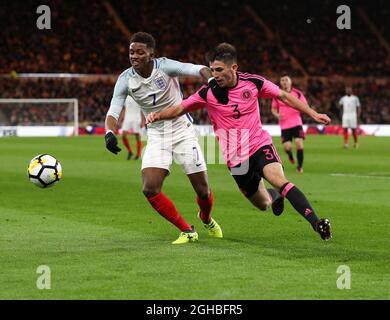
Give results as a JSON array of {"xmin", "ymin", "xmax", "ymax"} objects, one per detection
[
  {"xmin": 141, "ymin": 136, "xmax": 207, "ymax": 175},
  {"xmin": 342, "ymin": 116, "xmax": 358, "ymax": 129},
  {"xmin": 122, "ymin": 120, "xmax": 140, "ymax": 133}
]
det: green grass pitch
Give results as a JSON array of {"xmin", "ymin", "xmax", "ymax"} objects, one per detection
[{"xmin": 0, "ymin": 135, "xmax": 389, "ymax": 299}]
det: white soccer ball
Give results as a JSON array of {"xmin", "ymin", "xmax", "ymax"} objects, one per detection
[{"xmin": 28, "ymin": 154, "xmax": 62, "ymax": 188}]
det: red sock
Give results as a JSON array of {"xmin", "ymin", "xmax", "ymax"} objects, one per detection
[
  {"xmin": 136, "ymin": 140, "xmax": 142, "ymax": 157},
  {"xmin": 343, "ymin": 132, "xmax": 349, "ymax": 145},
  {"xmin": 122, "ymin": 136, "xmax": 133, "ymax": 153},
  {"xmin": 197, "ymin": 191, "xmax": 213, "ymax": 223},
  {"xmin": 353, "ymin": 132, "xmax": 358, "ymax": 144},
  {"xmin": 147, "ymin": 192, "xmax": 191, "ymax": 232}
]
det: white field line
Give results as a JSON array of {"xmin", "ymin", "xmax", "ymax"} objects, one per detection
[{"xmin": 330, "ymin": 173, "xmax": 390, "ymax": 180}]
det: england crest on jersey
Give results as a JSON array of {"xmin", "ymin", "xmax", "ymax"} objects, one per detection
[{"xmin": 154, "ymin": 75, "xmax": 167, "ymax": 90}]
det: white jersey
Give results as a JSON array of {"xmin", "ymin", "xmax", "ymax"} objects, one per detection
[
  {"xmin": 121, "ymin": 96, "xmax": 142, "ymax": 133},
  {"xmin": 108, "ymin": 57, "xmax": 205, "ymax": 139},
  {"xmin": 339, "ymin": 95, "xmax": 361, "ymax": 117},
  {"xmin": 124, "ymin": 95, "xmax": 141, "ymax": 123}
]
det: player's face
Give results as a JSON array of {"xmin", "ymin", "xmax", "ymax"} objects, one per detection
[
  {"xmin": 280, "ymin": 76, "xmax": 292, "ymax": 91},
  {"xmin": 129, "ymin": 42, "xmax": 154, "ymax": 71},
  {"xmin": 346, "ymin": 87, "xmax": 352, "ymax": 95},
  {"xmin": 210, "ymin": 60, "xmax": 238, "ymax": 87}
]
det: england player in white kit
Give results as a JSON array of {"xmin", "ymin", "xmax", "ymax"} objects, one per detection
[
  {"xmin": 121, "ymin": 95, "xmax": 143, "ymax": 160},
  {"xmin": 339, "ymin": 87, "xmax": 361, "ymax": 148},
  {"xmin": 104, "ymin": 32, "xmax": 222, "ymax": 244}
]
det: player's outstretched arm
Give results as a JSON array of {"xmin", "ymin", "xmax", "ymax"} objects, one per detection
[
  {"xmin": 146, "ymin": 105, "xmax": 186, "ymax": 124},
  {"xmin": 161, "ymin": 58, "xmax": 212, "ymax": 83},
  {"xmin": 104, "ymin": 115, "xmax": 122, "ymax": 154},
  {"xmin": 278, "ymin": 90, "xmax": 331, "ymax": 125},
  {"xmin": 199, "ymin": 67, "xmax": 213, "ymax": 83}
]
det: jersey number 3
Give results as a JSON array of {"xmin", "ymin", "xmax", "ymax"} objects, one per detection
[{"xmin": 232, "ymin": 104, "xmax": 241, "ymax": 119}]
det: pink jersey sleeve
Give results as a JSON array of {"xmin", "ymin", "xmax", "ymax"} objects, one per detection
[
  {"xmin": 258, "ymin": 79, "xmax": 281, "ymax": 99},
  {"xmin": 271, "ymin": 98, "xmax": 280, "ymax": 109},
  {"xmin": 182, "ymin": 87, "xmax": 208, "ymax": 112}
]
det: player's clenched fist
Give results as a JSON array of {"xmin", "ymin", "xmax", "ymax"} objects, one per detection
[
  {"xmin": 105, "ymin": 131, "xmax": 122, "ymax": 154},
  {"xmin": 146, "ymin": 112, "xmax": 160, "ymax": 124},
  {"xmin": 312, "ymin": 113, "xmax": 331, "ymax": 125}
]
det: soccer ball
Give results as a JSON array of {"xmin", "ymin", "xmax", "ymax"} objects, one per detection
[{"xmin": 28, "ymin": 154, "xmax": 62, "ymax": 188}]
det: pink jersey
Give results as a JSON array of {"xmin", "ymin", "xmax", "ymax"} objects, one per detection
[
  {"xmin": 182, "ymin": 72, "xmax": 281, "ymax": 167},
  {"xmin": 271, "ymin": 88, "xmax": 306, "ymax": 130}
]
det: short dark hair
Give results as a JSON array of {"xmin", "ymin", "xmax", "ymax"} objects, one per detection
[
  {"xmin": 206, "ymin": 43, "xmax": 237, "ymax": 65},
  {"xmin": 130, "ymin": 32, "xmax": 156, "ymax": 49}
]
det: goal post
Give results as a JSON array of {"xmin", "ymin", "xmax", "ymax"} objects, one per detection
[{"xmin": 0, "ymin": 98, "xmax": 79, "ymax": 137}]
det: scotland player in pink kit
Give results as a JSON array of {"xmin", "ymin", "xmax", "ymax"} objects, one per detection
[
  {"xmin": 147, "ymin": 43, "xmax": 332, "ymax": 240},
  {"xmin": 272, "ymin": 75, "xmax": 306, "ymax": 173}
]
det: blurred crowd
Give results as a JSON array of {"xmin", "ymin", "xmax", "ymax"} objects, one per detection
[
  {"xmin": 0, "ymin": 78, "xmax": 113, "ymax": 125},
  {"xmin": 0, "ymin": 1, "xmax": 128, "ymax": 74},
  {"xmin": 111, "ymin": 0, "xmax": 301, "ymax": 77},
  {"xmin": 307, "ymin": 78, "xmax": 390, "ymax": 124},
  {"xmin": 252, "ymin": 0, "xmax": 390, "ymax": 76},
  {"xmin": 1, "ymin": 77, "xmax": 389, "ymax": 126},
  {"xmin": 365, "ymin": 0, "xmax": 390, "ymax": 49},
  {"xmin": 0, "ymin": 0, "xmax": 389, "ymax": 125},
  {"xmin": 1, "ymin": 0, "xmax": 388, "ymax": 76}
]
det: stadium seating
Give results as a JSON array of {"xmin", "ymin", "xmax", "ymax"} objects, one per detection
[
  {"xmin": 0, "ymin": 0, "xmax": 389, "ymax": 125},
  {"xmin": 0, "ymin": 0, "xmax": 128, "ymax": 73},
  {"xmin": 251, "ymin": 0, "xmax": 390, "ymax": 76}
]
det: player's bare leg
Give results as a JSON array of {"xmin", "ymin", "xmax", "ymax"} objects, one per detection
[
  {"xmin": 134, "ymin": 133, "xmax": 142, "ymax": 160},
  {"xmin": 352, "ymin": 129, "xmax": 358, "ymax": 148},
  {"xmin": 343, "ymin": 128, "xmax": 349, "ymax": 149},
  {"xmin": 283, "ymin": 141, "xmax": 295, "ymax": 164},
  {"xmin": 245, "ymin": 180, "xmax": 284, "ymax": 216},
  {"xmin": 187, "ymin": 171, "xmax": 222, "ymax": 238},
  {"xmin": 142, "ymin": 167, "xmax": 168, "ymax": 198},
  {"xmin": 295, "ymin": 138, "xmax": 304, "ymax": 173},
  {"xmin": 187, "ymin": 171, "xmax": 210, "ymax": 200},
  {"xmin": 187, "ymin": 170, "xmax": 212, "ymax": 222},
  {"xmin": 248, "ymin": 180, "xmax": 272, "ymax": 211},
  {"xmin": 262, "ymin": 162, "xmax": 332, "ymax": 240},
  {"xmin": 142, "ymin": 168, "xmax": 197, "ymax": 243},
  {"xmin": 122, "ymin": 131, "xmax": 133, "ymax": 160}
]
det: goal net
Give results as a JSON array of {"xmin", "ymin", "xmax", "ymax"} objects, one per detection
[{"xmin": 0, "ymin": 99, "xmax": 78, "ymax": 137}]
